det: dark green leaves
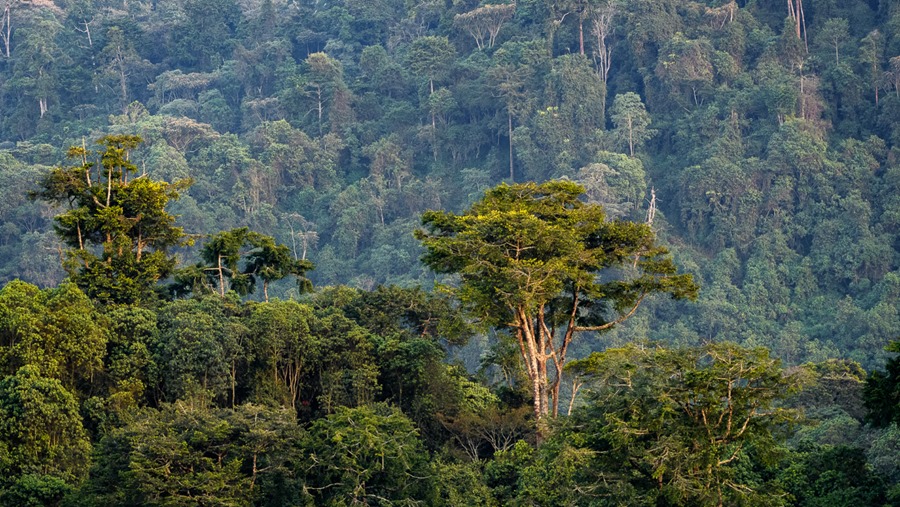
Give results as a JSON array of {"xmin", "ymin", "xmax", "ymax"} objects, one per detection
[{"xmin": 34, "ymin": 136, "xmax": 189, "ymax": 305}]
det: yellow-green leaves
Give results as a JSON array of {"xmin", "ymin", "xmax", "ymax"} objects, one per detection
[
  {"xmin": 418, "ymin": 181, "xmax": 697, "ymax": 421},
  {"xmin": 35, "ymin": 136, "xmax": 189, "ymax": 305},
  {"xmin": 0, "ymin": 281, "xmax": 106, "ymax": 388}
]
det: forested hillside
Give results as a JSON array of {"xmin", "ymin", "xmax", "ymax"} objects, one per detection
[
  {"xmin": 2, "ymin": 0, "xmax": 899, "ymax": 367},
  {"xmin": 1, "ymin": 0, "xmax": 900, "ymax": 505}
]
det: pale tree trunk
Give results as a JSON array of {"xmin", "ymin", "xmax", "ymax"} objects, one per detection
[
  {"xmin": 549, "ymin": 295, "xmax": 579, "ymax": 418},
  {"xmin": 799, "ymin": 63, "xmax": 805, "ymax": 118},
  {"xmin": 218, "ymin": 254, "xmax": 226, "ymax": 296},
  {"xmin": 787, "ymin": 0, "xmax": 808, "ymax": 51},
  {"xmin": 117, "ymin": 54, "xmax": 128, "ymax": 106},
  {"xmin": 592, "ymin": 8, "xmax": 614, "ymax": 85},
  {"xmin": 429, "ymin": 78, "xmax": 439, "ymax": 161},
  {"xmin": 546, "ymin": 10, "xmax": 570, "ymax": 56},
  {"xmin": 515, "ymin": 305, "xmax": 564, "ymax": 440},
  {"xmin": 83, "ymin": 20, "xmax": 92, "ymax": 47},
  {"xmin": 567, "ymin": 376, "xmax": 583, "ymax": 416},
  {"xmin": 511, "ymin": 290, "xmax": 648, "ymax": 442},
  {"xmin": 578, "ymin": 17, "xmax": 585, "ymax": 55},
  {"xmin": 508, "ymin": 111, "xmax": 514, "ymax": 181},
  {"xmin": 288, "ymin": 360, "xmax": 301, "ymax": 409},
  {"xmin": 590, "ymin": 5, "xmax": 614, "ymax": 122},
  {"xmin": 2, "ymin": 3, "xmax": 11, "ymax": 59},
  {"xmin": 515, "ymin": 311, "xmax": 545, "ymax": 423},
  {"xmin": 316, "ymin": 85, "xmax": 323, "ymax": 136},
  {"xmin": 627, "ymin": 115, "xmax": 635, "ymax": 156}
]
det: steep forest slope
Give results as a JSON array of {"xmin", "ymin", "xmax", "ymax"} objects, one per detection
[
  {"xmin": 0, "ymin": 0, "xmax": 898, "ymax": 368},
  {"xmin": 2, "ymin": 2, "xmax": 900, "ymax": 505}
]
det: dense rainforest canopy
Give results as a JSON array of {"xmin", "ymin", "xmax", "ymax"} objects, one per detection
[{"xmin": 0, "ymin": 0, "xmax": 900, "ymax": 505}]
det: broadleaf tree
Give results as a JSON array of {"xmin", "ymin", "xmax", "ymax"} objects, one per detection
[
  {"xmin": 415, "ymin": 181, "xmax": 698, "ymax": 428},
  {"xmin": 562, "ymin": 342, "xmax": 803, "ymax": 506},
  {"xmin": 33, "ymin": 135, "xmax": 190, "ymax": 305},
  {"xmin": 171, "ymin": 227, "xmax": 313, "ymax": 300}
]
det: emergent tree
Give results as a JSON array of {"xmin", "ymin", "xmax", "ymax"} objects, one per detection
[
  {"xmin": 415, "ymin": 181, "xmax": 697, "ymax": 426},
  {"xmin": 34, "ymin": 135, "xmax": 190, "ymax": 304}
]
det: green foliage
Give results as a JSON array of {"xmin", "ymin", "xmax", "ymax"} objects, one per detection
[
  {"xmin": 301, "ymin": 404, "xmax": 433, "ymax": 505},
  {"xmin": 565, "ymin": 342, "xmax": 802, "ymax": 506},
  {"xmin": 577, "ymin": 150, "xmax": 648, "ymax": 219},
  {"xmin": 0, "ymin": 0, "xmax": 892, "ymax": 371},
  {"xmin": 779, "ymin": 446, "xmax": 891, "ymax": 507},
  {"xmin": 0, "ymin": 1, "xmax": 899, "ymax": 504},
  {"xmin": 407, "ymin": 36, "xmax": 457, "ymax": 93},
  {"xmin": 0, "ymin": 281, "xmax": 106, "ymax": 388},
  {"xmin": 418, "ymin": 180, "xmax": 695, "ymax": 326},
  {"xmin": 865, "ymin": 340, "xmax": 900, "ymax": 427},
  {"xmin": 173, "ymin": 227, "xmax": 313, "ymax": 300},
  {"xmin": 2, "ymin": 473, "xmax": 74, "ymax": 507},
  {"xmin": 76, "ymin": 401, "xmax": 302, "ymax": 507},
  {"xmin": 171, "ymin": 0, "xmax": 243, "ymax": 71},
  {"xmin": 0, "ymin": 366, "xmax": 91, "ymax": 490},
  {"xmin": 153, "ymin": 295, "xmax": 248, "ymax": 403},
  {"xmin": 34, "ymin": 135, "xmax": 190, "ymax": 305},
  {"xmin": 246, "ymin": 300, "xmax": 314, "ymax": 409},
  {"xmin": 608, "ymin": 92, "xmax": 655, "ymax": 157},
  {"xmin": 430, "ymin": 459, "xmax": 496, "ymax": 506},
  {"xmin": 789, "ymin": 359, "xmax": 867, "ymax": 422},
  {"xmin": 417, "ymin": 181, "xmax": 697, "ymax": 420}
]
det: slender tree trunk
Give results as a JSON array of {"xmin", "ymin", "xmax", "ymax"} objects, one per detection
[
  {"xmin": 316, "ymin": 85, "xmax": 323, "ymax": 137},
  {"xmin": 508, "ymin": 111, "xmax": 514, "ymax": 181},
  {"xmin": 551, "ymin": 374, "xmax": 561, "ymax": 418},
  {"xmin": 2, "ymin": 4, "xmax": 10, "ymax": 59},
  {"xmin": 118, "ymin": 62, "xmax": 128, "ymax": 106},
  {"xmin": 799, "ymin": 63, "xmax": 805, "ymax": 118},
  {"xmin": 790, "ymin": 0, "xmax": 799, "ymax": 38},
  {"xmin": 798, "ymin": 0, "xmax": 807, "ymax": 51},
  {"xmin": 106, "ymin": 166, "xmax": 113, "ymax": 207},
  {"xmin": 250, "ymin": 453, "xmax": 258, "ymax": 489},
  {"xmin": 430, "ymin": 78, "xmax": 438, "ymax": 161},
  {"xmin": 539, "ymin": 374, "xmax": 548, "ymax": 417},
  {"xmin": 218, "ymin": 254, "xmax": 225, "ymax": 296},
  {"xmin": 567, "ymin": 377, "xmax": 582, "ymax": 416},
  {"xmin": 83, "ymin": 20, "xmax": 92, "ymax": 47},
  {"xmin": 288, "ymin": 221, "xmax": 297, "ymax": 259},
  {"xmin": 430, "ymin": 91, "xmax": 436, "ymax": 131},
  {"xmin": 578, "ymin": 18, "xmax": 585, "ymax": 55},
  {"xmin": 551, "ymin": 294, "xmax": 578, "ymax": 417},
  {"xmin": 628, "ymin": 116, "xmax": 635, "ymax": 156}
]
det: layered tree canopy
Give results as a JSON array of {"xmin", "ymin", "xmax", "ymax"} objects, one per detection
[{"xmin": 0, "ymin": 0, "xmax": 897, "ymax": 504}]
